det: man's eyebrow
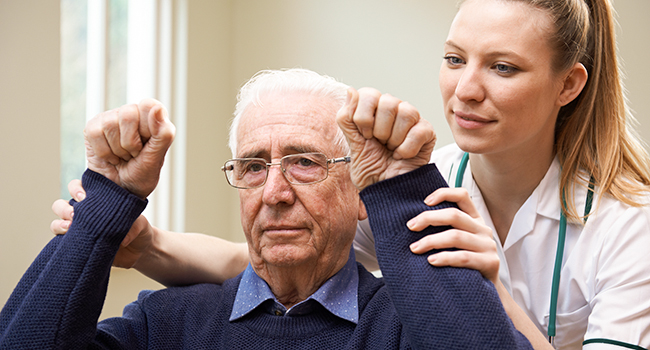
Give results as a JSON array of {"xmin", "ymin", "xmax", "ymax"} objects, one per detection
[
  {"xmin": 285, "ymin": 145, "xmax": 321, "ymax": 154},
  {"xmin": 237, "ymin": 146, "xmax": 324, "ymax": 159},
  {"xmin": 238, "ymin": 150, "xmax": 269, "ymax": 159}
]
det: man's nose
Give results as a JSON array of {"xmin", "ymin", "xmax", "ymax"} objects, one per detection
[{"xmin": 262, "ymin": 165, "xmax": 296, "ymax": 206}]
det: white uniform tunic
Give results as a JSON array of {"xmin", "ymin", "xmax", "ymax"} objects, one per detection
[{"xmin": 354, "ymin": 143, "xmax": 650, "ymax": 349}]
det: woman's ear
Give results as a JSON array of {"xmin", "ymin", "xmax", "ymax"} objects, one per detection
[
  {"xmin": 558, "ymin": 62, "xmax": 588, "ymax": 107},
  {"xmin": 358, "ymin": 198, "xmax": 368, "ymax": 221}
]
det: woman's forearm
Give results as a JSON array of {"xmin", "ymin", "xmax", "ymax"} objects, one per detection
[
  {"xmin": 133, "ymin": 228, "xmax": 249, "ymax": 286},
  {"xmin": 495, "ymin": 280, "xmax": 553, "ymax": 350}
]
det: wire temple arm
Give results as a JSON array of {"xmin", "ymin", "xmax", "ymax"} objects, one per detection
[{"xmin": 329, "ymin": 156, "xmax": 351, "ymax": 164}]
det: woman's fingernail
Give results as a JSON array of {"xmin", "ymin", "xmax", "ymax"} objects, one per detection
[
  {"xmin": 410, "ymin": 241, "xmax": 419, "ymax": 251},
  {"xmin": 77, "ymin": 192, "xmax": 86, "ymax": 201},
  {"xmin": 407, "ymin": 218, "xmax": 417, "ymax": 229},
  {"xmin": 428, "ymin": 255, "xmax": 437, "ymax": 264}
]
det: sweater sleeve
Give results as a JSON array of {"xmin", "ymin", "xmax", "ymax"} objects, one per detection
[
  {"xmin": 0, "ymin": 169, "xmax": 147, "ymax": 350},
  {"xmin": 359, "ymin": 164, "xmax": 532, "ymax": 349}
]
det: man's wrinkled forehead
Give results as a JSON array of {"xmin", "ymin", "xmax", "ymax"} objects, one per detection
[{"xmin": 235, "ymin": 97, "xmax": 340, "ymax": 159}]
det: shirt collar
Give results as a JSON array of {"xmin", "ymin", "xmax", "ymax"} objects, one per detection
[
  {"xmin": 458, "ymin": 154, "xmax": 562, "ymax": 250},
  {"xmin": 535, "ymin": 157, "xmax": 561, "ymax": 221},
  {"xmin": 230, "ymin": 248, "xmax": 359, "ymax": 324}
]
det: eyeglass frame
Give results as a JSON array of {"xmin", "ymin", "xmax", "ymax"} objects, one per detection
[{"xmin": 221, "ymin": 152, "xmax": 351, "ymax": 189}]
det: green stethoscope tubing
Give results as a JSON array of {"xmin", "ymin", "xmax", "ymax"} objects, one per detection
[{"xmin": 455, "ymin": 152, "xmax": 594, "ymax": 343}]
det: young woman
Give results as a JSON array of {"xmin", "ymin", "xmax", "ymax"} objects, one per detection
[{"xmin": 53, "ymin": 0, "xmax": 650, "ymax": 348}]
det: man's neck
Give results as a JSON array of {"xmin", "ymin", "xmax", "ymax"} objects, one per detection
[{"xmin": 251, "ymin": 251, "xmax": 351, "ymax": 309}]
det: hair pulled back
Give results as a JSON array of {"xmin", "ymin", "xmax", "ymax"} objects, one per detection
[{"xmin": 518, "ymin": 0, "xmax": 650, "ymax": 219}]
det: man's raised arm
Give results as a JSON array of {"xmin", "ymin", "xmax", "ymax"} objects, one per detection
[
  {"xmin": 0, "ymin": 99, "xmax": 174, "ymax": 348},
  {"xmin": 337, "ymin": 88, "xmax": 532, "ymax": 349}
]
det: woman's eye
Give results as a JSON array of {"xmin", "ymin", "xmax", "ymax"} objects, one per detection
[
  {"xmin": 443, "ymin": 56, "xmax": 464, "ymax": 65},
  {"xmin": 495, "ymin": 64, "xmax": 516, "ymax": 74}
]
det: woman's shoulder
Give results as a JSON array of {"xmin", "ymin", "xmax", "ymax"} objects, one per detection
[
  {"xmin": 584, "ymin": 189, "xmax": 650, "ymax": 247},
  {"xmin": 586, "ymin": 172, "xmax": 650, "ymax": 219}
]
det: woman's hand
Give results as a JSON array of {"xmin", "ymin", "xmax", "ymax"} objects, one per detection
[
  {"xmin": 49, "ymin": 179, "xmax": 83, "ymax": 235},
  {"xmin": 51, "ymin": 180, "xmax": 249, "ymax": 286},
  {"xmin": 409, "ymin": 187, "xmax": 554, "ymax": 349},
  {"xmin": 406, "ymin": 187, "xmax": 500, "ymax": 285}
]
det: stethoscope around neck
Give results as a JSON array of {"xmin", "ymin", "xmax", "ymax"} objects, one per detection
[{"xmin": 455, "ymin": 152, "xmax": 594, "ymax": 346}]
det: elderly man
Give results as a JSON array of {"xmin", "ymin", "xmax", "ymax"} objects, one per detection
[{"xmin": 0, "ymin": 69, "xmax": 530, "ymax": 349}]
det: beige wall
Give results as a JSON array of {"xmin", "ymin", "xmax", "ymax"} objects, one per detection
[
  {"xmin": 0, "ymin": 0, "xmax": 61, "ymax": 311},
  {"xmin": 616, "ymin": 0, "xmax": 650, "ymax": 145},
  {"xmin": 1, "ymin": 0, "xmax": 649, "ymax": 319}
]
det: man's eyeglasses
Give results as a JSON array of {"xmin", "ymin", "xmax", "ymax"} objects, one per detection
[{"xmin": 221, "ymin": 152, "xmax": 351, "ymax": 189}]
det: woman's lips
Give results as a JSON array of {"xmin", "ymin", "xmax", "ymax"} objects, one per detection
[{"xmin": 454, "ymin": 111, "xmax": 494, "ymax": 130}]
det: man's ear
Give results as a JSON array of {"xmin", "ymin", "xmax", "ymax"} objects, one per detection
[
  {"xmin": 358, "ymin": 198, "xmax": 368, "ymax": 221},
  {"xmin": 558, "ymin": 62, "xmax": 588, "ymax": 107}
]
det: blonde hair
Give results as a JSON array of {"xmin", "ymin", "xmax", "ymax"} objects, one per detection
[{"xmin": 519, "ymin": 0, "xmax": 650, "ymax": 219}]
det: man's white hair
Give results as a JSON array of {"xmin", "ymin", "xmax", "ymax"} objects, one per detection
[{"xmin": 229, "ymin": 68, "xmax": 350, "ymax": 157}]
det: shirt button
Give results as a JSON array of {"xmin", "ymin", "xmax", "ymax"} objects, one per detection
[{"xmin": 275, "ymin": 310, "xmax": 283, "ymax": 316}]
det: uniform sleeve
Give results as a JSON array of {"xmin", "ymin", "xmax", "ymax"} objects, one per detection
[
  {"xmin": 583, "ymin": 203, "xmax": 650, "ymax": 349},
  {"xmin": 359, "ymin": 164, "xmax": 532, "ymax": 349},
  {"xmin": 353, "ymin": 219, "xmax": 380, "ymax": 272},
  {"xmin": 0, "ymin": 169, "xmax": 147, "ymax": 349}
]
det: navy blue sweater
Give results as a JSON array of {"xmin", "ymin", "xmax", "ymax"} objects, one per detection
[{"xmin": 0, "ymin": 165, "xmax": 531, "ymax": 349}]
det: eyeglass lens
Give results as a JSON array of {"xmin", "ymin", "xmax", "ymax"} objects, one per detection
[{"xmin": 224, "ymin": 153, "xmax": 329, "ymax": 188}]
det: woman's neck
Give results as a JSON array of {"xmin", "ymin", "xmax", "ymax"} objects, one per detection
[{"xmin": 469, "ymin": 148, "xmax": 554, "ymax": 245}]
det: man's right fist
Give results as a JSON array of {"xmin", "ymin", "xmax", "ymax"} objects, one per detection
[{"xmin": 84, "ymin": 98, "xmax": 175, "ymax": 199}]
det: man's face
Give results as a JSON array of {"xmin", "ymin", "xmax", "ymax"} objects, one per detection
[{"xmin": 236, "ymin": 91, "xmax": 362, "ymax": 273}]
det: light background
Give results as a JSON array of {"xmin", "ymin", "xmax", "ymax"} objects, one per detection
[{"xmin": 1, "ymin": 0, "xmax": 648, "ymax": 319}]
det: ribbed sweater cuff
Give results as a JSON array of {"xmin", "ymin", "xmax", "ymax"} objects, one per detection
[
  {"xmin": 72, "ymin": 169, "xmax": 148, "ymax": 246},
  {"xmin": 359, "ymin": 164, "xmax": 456, "ymax": 243}
]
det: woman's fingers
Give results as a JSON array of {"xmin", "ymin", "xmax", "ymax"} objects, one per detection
[
  {"xmin": 52, "ymin": 199, "xmax": 74, "ymax": 221},
  {"xmin": 51, "ymin": 179, "xmax": 86, "ymax": 235},
  {"xmin": 424, "ymin": 187, "xmax": 480, "ymax": 219},
  {"xmin": 67, "ymin": 179, "xmax": 85, "ymax": 202},
  {"xmin": 50, "ymin": 219, "xmax": 71, "ymax": 235},
  {"xmin": 409, "ymin": 228, "xmax": 495, "ymax": 254},
  {"xmin": 407, "ymin": 207, "xmax": 487, "ymax": 235},
  {"xmin": 409, "ymin": 228, "xmax": 500, "ymax": 283},
  {"xmin": 427, "ymin": 249, "xmax": 500, "ymax": 282},
  {"xmin": 50, "ymin": 199, "xmax": 74, "ymax": 235},
  {"xmin": 407, "ymin": 186, "xmax": 500, "ymax": 283}
]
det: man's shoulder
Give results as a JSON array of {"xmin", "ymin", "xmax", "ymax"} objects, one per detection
[
  {"xmin": 136, "ymin": 276, "xmax": 242, "ymax": 315},
  {"xmin": 355, "ymin": 263, "xmax": 404, "ymax": 343},
  {"xmin": 97, "ymin": 279, "xmax": 242, "ymax": 346},
  {"xmin": 356, "ymin": 263, "xmax": 391, "ymax": 310}
]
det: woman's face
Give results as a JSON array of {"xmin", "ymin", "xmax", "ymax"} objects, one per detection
[{"xmin": 439, "ymin": 0, "xmax": 566, "ymax": 157}]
